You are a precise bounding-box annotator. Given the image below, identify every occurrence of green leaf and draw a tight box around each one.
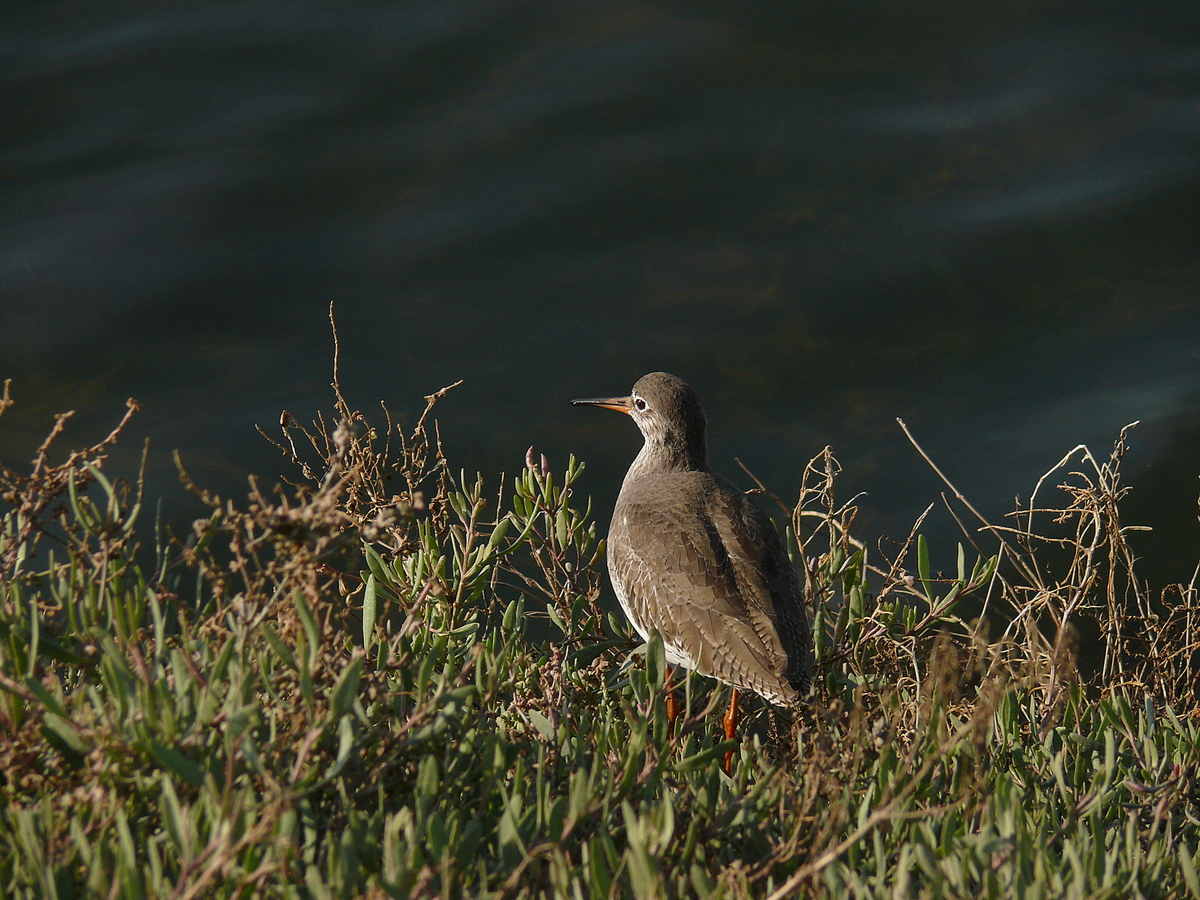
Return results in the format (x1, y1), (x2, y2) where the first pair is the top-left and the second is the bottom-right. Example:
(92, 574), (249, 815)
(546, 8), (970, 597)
(567, 640), (623, 669)
(498, 791), (528, 865)
(294, 593), (321, 667)
(485, 517), (511, 554)
(262, 625), (298, 671)
(970, 554), (999, 589)
(326, 714), (355, 780)
(159, 779), (189, 853)
(43, 712), (89, 756)
(622, 801), (658, 898)
(556, 508), (570, 550)
(362, 574), (378, 651)
(24, 676), (68, 718)
(645, 631), (665, 689)
(526, 709), (556, 741)
(147, 740), (206, 787)
(1180, 845), (1200, 900)
(27, 594), (39, 678)
(690, 864), (716, 897)
(546, 602), (568, 636)
(364, 545), (388, 585)
(30, 632), (90, 666)
(115, 809), (138, 883)
(917, 534), (932, 598)
(327, 657), (364, 723)
(674, 740), (738, 773)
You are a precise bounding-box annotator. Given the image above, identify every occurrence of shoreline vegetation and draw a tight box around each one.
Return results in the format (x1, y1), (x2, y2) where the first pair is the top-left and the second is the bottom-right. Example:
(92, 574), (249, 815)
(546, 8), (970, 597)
(1, 365), (1198, 899)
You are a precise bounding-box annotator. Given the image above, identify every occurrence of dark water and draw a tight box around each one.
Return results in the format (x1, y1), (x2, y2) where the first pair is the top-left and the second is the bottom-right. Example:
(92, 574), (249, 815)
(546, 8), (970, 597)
(3, 1), (1200, 585)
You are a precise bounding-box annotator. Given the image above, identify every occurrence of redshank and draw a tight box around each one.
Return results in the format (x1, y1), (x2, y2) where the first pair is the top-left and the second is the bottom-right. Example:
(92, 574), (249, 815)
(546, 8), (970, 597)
(573, 373), (812, 758)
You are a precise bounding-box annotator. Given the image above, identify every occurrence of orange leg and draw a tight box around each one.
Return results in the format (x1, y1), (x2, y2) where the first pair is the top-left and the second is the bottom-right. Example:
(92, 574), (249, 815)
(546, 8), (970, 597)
(722, 688), (741, 773)
(665, 669), (680, 729)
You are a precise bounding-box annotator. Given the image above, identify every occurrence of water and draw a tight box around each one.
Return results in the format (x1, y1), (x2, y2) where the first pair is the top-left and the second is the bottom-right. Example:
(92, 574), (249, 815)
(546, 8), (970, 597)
(3, 0), (1200, 586)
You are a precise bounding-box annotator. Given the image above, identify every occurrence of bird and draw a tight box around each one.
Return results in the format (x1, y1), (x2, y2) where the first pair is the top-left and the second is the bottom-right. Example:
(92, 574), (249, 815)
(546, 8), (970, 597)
(572, 372), (812, 760)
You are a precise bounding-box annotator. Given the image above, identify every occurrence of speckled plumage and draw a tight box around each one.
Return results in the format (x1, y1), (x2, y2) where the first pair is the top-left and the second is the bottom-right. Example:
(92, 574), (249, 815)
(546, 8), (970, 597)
(573, 372), (812, 706)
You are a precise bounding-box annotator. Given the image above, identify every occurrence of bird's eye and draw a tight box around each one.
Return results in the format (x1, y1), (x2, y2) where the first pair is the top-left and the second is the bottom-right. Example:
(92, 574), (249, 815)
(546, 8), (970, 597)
(634, 397), (647, 411)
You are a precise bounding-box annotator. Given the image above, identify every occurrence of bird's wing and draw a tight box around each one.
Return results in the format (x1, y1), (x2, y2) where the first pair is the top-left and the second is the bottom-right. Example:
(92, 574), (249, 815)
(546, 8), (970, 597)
(610, 476), (807, 703)
(715, 489), (813, 695)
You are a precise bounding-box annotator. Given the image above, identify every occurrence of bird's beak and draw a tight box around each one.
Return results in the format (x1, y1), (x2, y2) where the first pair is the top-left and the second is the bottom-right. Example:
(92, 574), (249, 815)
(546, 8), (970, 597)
(571, 395), (633, 415)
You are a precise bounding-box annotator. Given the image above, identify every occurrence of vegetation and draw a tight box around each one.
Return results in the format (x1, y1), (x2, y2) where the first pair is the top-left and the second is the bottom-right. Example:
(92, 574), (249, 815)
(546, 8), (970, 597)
(1, 362), (1198, 899)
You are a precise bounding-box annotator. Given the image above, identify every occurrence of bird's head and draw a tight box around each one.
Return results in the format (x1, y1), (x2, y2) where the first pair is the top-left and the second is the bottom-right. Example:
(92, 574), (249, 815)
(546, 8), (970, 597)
(572, 371), (708, 471)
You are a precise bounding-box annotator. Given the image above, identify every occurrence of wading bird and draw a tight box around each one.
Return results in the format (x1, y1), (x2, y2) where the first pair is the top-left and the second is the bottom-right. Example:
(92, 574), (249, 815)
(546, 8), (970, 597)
(573, 372), (812, 768)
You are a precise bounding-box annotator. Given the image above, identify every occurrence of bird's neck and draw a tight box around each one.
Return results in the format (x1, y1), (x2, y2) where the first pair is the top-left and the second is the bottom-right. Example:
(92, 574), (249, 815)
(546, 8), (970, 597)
(626, 434), (708, 480)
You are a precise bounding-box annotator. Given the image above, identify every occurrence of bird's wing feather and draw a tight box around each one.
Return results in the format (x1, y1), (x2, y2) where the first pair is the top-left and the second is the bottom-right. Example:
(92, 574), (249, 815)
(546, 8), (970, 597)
(716, 490), (813, 694)
(610, 473), (808, 702)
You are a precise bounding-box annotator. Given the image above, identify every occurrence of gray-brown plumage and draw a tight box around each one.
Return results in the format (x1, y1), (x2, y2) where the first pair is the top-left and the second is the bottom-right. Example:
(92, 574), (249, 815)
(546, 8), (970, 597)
(573, 372), (812, 706)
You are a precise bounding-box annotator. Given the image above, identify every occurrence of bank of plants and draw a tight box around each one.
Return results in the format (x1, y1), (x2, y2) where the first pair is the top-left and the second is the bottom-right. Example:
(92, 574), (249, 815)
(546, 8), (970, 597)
(1, 368), (1198, 899)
